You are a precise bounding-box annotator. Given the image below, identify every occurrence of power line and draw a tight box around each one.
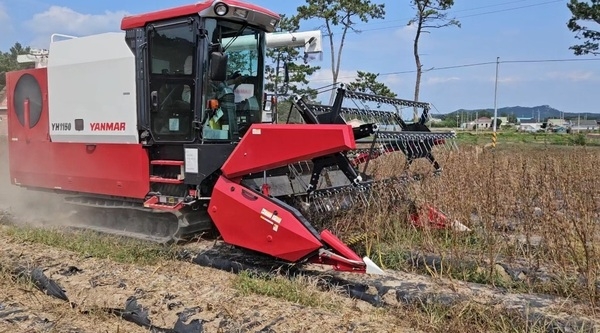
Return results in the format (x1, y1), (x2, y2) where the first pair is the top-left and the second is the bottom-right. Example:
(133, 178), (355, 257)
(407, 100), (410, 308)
(502, 58), (600, 63)
(322, 0), (563, 36)
(457, 0), (563, 19)
(309, 57), (600, 82)
(348, 0), (537, 30)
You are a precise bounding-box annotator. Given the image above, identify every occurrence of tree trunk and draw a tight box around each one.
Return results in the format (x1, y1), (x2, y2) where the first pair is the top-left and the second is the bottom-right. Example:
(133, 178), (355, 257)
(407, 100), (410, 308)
(325, 19), (338, 104)
(330, 14), (351, 104)
(413, 15), (424, 122)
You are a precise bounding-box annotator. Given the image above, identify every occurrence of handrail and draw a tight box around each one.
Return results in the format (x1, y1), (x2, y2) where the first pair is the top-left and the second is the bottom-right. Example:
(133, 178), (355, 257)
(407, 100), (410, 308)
(50, 33), (79, 43)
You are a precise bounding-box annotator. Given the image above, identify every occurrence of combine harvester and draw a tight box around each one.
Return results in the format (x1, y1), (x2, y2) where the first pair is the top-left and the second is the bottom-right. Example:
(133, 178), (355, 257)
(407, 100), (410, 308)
(5, 0), (459, 275)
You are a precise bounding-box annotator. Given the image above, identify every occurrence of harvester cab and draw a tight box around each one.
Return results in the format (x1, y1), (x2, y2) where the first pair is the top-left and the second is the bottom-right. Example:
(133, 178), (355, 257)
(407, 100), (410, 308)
(6, 0), (392, 275)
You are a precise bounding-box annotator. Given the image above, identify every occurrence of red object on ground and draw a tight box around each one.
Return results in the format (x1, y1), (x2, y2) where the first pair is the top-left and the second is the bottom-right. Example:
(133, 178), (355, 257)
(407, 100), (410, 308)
(410, 205), (451, 229)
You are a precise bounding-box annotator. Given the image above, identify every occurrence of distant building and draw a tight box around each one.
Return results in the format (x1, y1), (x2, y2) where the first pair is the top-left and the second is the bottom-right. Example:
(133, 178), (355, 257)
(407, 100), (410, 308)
(517, 118), (544, 132)
(518, 123), (543, 132)
(547, 118), (569, 128)
(517, 117), (532, 124)
(0, 87), (7, 136)
(570, 119), (599, 132)
(462, 117), (492, 130)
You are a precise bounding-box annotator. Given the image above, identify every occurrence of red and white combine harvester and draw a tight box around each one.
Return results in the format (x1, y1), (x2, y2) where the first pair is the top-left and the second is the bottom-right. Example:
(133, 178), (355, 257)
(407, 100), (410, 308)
(5, 0), (458, 275)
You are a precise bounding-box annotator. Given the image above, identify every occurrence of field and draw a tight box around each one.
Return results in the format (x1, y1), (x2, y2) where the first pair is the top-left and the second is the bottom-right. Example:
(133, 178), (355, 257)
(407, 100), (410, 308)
(1, 133), (600, 333)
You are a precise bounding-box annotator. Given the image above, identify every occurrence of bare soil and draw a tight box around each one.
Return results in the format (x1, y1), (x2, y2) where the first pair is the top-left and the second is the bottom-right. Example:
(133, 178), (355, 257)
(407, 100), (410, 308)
(0, 227), (423, 333)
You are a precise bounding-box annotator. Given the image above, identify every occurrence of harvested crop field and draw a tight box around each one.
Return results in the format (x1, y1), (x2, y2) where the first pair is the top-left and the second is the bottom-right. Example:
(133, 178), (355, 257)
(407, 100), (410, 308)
(1, 136), (600, 333)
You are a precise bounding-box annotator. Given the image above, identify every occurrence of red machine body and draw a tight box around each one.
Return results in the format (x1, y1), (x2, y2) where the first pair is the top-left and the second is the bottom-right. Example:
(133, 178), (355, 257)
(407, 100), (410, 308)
(120, 0), (279, 30)
(6, 68), (150, 199)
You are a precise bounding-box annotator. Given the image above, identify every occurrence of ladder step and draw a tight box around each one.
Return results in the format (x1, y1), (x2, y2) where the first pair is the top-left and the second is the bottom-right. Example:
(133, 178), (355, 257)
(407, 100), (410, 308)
(150, 176), (184, 184)
(151, 160), (184, 166)
(143, 196), (183, 211)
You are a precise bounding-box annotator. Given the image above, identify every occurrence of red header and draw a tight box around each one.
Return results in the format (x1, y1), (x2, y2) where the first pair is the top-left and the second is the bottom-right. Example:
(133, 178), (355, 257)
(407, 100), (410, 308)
(121, 0), (280, 30)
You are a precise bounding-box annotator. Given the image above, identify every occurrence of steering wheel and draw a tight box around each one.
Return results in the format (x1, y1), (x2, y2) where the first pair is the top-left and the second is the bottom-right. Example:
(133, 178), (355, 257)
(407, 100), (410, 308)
(228, 71), (253, 90)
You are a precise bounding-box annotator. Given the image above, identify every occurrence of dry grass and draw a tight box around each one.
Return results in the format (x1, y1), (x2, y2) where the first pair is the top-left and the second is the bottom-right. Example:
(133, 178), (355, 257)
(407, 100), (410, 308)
(2, 224), (177, 266)
(390, 300), (593, 333)
(232, 271), (340, 309)
(331, 143), (600, 307)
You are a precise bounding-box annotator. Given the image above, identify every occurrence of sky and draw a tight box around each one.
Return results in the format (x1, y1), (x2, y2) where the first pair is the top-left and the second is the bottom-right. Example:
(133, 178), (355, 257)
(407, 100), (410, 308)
(0, 0), (598, 115)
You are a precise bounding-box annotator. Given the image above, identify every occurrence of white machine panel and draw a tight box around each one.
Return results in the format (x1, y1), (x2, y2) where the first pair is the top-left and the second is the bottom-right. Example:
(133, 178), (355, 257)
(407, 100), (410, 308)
(47, 32), (138, 144)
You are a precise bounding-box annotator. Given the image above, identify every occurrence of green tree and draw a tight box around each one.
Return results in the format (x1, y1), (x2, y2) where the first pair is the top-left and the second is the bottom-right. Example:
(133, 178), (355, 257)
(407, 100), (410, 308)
(0, 42), (33, 90)
(346, 70), (396, 98)
(567, 0), (600, 56)
(408, 0), (460, 121)
(296, 0), (386, 102)
(265, 14), (320, 100)
(490, 117), (502, 129)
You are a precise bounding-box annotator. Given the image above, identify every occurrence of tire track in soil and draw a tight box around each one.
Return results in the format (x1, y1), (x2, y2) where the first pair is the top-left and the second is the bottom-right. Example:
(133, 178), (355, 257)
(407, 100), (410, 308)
(185, 245), (600, 333)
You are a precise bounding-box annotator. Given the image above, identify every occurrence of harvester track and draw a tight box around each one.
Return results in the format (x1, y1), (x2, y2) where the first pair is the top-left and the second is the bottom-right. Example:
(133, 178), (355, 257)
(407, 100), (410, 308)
(62, 196), (215, 244)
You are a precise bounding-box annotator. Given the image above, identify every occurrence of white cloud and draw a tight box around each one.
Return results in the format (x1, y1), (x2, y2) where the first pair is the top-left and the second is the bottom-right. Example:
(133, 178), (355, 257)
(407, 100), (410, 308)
(476, 75), (525, 84)
(380, 73), (405, 86)
(394, 23), (417, 41)
(304, 68), (358, 103)
(309, 68), (358, 86)
(498, 76), (526, 84)
(546, 70), (595, 82)
(425, 76), (460, 85)
(0, 2), (12, 31)
(24, 6), (129, 48)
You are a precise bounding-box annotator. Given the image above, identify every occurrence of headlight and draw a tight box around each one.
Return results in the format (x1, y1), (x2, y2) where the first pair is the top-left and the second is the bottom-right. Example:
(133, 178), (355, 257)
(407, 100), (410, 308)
(214, 3), (228, 16)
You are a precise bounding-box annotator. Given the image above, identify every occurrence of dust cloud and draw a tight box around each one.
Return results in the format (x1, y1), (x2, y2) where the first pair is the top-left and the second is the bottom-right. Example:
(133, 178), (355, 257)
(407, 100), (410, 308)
(0, 137), (73, 226)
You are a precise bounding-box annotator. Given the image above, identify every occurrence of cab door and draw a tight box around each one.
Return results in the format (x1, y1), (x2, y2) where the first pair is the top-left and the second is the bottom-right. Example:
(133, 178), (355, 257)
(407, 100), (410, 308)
(147, 19), (199, 142)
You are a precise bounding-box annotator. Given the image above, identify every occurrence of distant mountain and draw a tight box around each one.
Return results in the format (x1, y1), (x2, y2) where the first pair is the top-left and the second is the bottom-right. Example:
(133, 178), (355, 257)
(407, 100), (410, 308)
(444, 105), (600, 121)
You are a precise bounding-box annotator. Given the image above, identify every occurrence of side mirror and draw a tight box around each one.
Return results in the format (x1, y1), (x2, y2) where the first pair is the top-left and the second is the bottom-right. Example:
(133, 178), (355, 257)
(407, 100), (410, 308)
(210, 52), (228, 82)
(262, 93), (271, 112)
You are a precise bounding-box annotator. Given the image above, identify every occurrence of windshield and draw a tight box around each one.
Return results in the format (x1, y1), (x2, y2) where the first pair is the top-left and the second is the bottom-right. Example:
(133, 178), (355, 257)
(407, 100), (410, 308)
(202, 18), (265, 141)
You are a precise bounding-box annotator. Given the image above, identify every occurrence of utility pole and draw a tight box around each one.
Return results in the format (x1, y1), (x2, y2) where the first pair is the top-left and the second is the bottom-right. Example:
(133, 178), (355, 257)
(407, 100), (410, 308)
(493, 56), (499, 133)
